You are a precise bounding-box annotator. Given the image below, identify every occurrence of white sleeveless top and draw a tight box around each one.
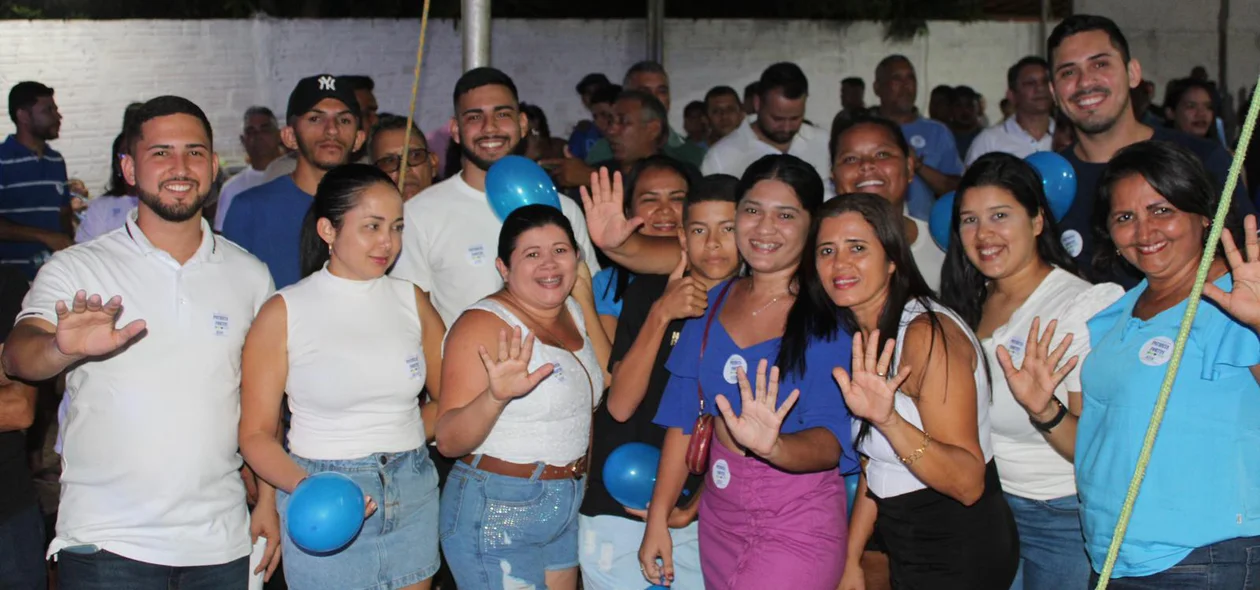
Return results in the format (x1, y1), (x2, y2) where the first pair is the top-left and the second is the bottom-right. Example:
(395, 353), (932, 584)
(280, 268), (425, 460)
(856, 298), (994, 499)
(460, 297), (604, 466)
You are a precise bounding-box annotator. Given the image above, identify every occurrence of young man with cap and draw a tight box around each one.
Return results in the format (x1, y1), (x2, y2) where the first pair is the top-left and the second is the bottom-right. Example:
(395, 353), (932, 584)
(3, 95), (279, 590)
(223, 74), (365, 289)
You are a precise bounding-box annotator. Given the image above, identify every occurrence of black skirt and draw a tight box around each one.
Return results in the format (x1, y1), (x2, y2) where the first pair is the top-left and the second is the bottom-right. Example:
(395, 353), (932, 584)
(872, 460), (1020, 590)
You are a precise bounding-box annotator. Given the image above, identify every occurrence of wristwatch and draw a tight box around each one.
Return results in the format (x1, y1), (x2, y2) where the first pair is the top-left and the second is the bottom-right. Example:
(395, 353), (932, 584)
(1029, 397), (1069, 433)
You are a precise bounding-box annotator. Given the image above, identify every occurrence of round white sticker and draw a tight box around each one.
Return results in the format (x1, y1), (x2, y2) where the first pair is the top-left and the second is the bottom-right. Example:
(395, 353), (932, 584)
(1139, 336), (1175, 366)
(711, 459), (731, 489)
(723, 354), (748, 384)
(1060, 230), (1083, 258)
(909, 135), (927, 150)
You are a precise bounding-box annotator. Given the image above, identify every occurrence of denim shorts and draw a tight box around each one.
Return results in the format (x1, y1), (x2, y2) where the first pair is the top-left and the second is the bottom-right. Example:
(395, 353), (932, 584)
(276, 447), (440, 590)
(440, 457), (585, 590)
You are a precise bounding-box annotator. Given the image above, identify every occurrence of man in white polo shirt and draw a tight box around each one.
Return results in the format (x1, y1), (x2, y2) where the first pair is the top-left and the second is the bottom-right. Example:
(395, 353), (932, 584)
(2, 96), (278, 589)
(965, 56), (1056, 166)
(701, 62), (833, 196)
(392, 67), (600, 327)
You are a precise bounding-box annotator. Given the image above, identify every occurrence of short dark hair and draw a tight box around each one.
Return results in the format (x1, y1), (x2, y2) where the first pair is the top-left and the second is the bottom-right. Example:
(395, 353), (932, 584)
(684, 101), (706, 118)
(370, 114), (426, 148)
(931, 85), (957, 101)
(124, 95), (214, 156)
(685, 174), (740, 220)
(519, 102), (551, 138)
(875, 55), (912, 80)
(590, 84), (622, 106)
(842, 77), (865, 89)
(8, 81), (54, 124)
(1007, 56), (1050, 90)
(624, 61), (667, 86)
(497, 204), (578, 266)
(744, 81), (760, 99)
(242, 106), (277, 125)
(576, 73), (611, 96)
(704, 86), (740, 107)
(452, 67), (519, 110)
(1163, 78), (1216, 115)
(758, 62), (809, 100)
(340, 75), (376, 92)
(829, 114), (910, 169)
(618, 89), (669, 144)
(1048, 14), (1131, 66)
(954, 85), (980, 104)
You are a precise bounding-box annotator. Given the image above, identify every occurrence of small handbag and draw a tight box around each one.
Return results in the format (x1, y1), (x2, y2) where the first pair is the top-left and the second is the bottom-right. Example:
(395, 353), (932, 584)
(684, 280), (735, 475)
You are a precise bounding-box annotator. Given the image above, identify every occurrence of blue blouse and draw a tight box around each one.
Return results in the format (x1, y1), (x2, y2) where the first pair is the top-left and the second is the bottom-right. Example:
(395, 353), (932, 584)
(653, 280), (860, 474)
(593, 266), (633, 318)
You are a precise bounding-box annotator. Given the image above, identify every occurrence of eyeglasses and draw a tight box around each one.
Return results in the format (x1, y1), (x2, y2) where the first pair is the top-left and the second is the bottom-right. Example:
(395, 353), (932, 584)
(375, 149), (429, 173)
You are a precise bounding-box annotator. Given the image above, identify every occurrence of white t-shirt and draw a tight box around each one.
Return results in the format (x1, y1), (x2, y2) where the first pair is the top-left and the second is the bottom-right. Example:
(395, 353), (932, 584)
(909, 217), (946, 293)
(391, 173), (601, 328)
(985, 268), (1123, 500)
(214, 167), (269, 231)
(964, 116), (1056, 167)
(20, 210), (274, 566)
(701, 119), (835, 199)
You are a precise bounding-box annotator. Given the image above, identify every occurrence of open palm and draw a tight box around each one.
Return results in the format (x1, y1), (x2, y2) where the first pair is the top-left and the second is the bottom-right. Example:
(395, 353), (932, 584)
(832, 330), (910, 428)
(54, 290), (147, 359)
(579, 167), (644, 251)
(1205, 215), (1260, 330)
(995, 317), (1077, 418)
(715, 359), (799, 458)
(478, 326), (555, 403)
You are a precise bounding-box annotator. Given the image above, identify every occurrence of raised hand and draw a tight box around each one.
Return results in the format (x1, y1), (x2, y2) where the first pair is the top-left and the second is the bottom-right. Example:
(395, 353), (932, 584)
(1205, 214), (1260, 330)
(714, 359), (800, 458)
(53, 290), (147, 360)
(477, 326), (555, 403)
(832, 330), (911, 429)
(579, 167), (645, 251)
(995, 317), (1078, 421)
(653, 255), (708, 322)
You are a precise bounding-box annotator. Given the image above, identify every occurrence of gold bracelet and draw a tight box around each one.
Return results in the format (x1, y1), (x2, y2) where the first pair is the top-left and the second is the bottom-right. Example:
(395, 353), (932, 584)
(898, 431), (932, 466)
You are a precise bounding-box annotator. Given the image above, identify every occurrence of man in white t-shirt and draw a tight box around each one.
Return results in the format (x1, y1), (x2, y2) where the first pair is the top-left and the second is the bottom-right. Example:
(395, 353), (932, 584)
(214, 106), (283, 231)
(702, 62), (833, 196)
(2, 96), (279, 589)
(964, 56), (1056, 166)
(392, 67), (600, 327)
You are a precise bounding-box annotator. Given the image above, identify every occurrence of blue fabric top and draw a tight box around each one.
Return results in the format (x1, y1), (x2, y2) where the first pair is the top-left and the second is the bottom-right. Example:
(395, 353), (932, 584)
(221, 175), (311, 289)
(0, 135), (68, 277)
(566, 123), (602, 162)
(654, 280), (859, 474)
(593, 266), (634, 318)
(1078, 274), (1260, 577)
(899, 118), (963, 221)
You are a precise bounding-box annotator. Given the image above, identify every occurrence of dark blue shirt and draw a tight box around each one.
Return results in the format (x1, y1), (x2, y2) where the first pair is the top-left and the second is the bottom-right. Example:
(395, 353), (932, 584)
(0, 135), (68, 277)
(221, 175), (311, 289)
(654, 281), (859, 474)
(567, 122), (602, 161)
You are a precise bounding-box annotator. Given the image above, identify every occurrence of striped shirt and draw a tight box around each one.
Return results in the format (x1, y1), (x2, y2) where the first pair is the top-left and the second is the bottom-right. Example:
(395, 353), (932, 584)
(0, 135), (68, 277)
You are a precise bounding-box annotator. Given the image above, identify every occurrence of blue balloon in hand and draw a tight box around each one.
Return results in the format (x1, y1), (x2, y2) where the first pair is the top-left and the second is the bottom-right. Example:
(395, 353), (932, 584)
(286, 472), (366, 554)
(1024, 151), (1077, 221)
(485, 155), (563, 221)
(604, 442), (661, 511)
(928, 191), (957, 250)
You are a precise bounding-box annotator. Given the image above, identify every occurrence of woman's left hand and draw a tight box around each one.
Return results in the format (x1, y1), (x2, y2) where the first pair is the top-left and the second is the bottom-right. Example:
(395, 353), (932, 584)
(1205, 214), (1260, 331)
(714, 359), (799, 458)
(833, 330), (912, 429)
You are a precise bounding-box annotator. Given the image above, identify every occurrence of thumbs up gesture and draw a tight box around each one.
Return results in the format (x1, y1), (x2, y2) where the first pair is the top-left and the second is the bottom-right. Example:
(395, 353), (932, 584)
(650, 254), (708, 322)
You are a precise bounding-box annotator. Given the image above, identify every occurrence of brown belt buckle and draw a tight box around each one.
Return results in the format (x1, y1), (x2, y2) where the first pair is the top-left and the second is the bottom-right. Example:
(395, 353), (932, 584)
(570, 456), (588, 479)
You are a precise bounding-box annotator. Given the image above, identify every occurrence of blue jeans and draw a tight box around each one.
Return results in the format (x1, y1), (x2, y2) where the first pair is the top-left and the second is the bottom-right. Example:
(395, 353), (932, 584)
(1005, 492), (1089, 590)
(1089, 536), (1260, 589)
(440, 457), (584, 590)
(0, 504), (46, 590)
(57, 547), (248, 590)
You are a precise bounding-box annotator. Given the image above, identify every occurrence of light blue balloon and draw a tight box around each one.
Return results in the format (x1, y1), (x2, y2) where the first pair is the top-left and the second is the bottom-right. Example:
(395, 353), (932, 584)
(845, 472), (861, 517)
(928, 191), (956, 250)
(485, 155), (563, 221)
(286, 472), (366, 554)
(604, 442), (660, 511)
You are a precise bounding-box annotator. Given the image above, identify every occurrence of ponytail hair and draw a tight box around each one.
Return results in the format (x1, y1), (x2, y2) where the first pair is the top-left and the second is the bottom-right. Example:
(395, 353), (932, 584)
(299, 163), (397, 277)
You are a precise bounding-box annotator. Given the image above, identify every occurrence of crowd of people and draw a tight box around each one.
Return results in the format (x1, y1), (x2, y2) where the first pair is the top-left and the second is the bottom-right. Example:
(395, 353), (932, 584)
(1, 11), (1259, 590)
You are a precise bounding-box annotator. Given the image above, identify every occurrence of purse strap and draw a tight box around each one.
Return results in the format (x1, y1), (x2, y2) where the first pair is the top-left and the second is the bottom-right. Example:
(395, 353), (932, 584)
(696, 280), (736, 414)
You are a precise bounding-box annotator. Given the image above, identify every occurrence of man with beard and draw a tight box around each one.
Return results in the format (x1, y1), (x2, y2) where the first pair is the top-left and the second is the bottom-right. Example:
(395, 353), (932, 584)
(702, 62), (833, 196)
(223, 74), (365, 289)
(965, 56), (1056, 165)
(874, 56), (963, 221)
(2, 95), (279, 590)
(391, 67), (600, 327)
(0, 81), (74, 278)
(1047, 15), (1251, 287)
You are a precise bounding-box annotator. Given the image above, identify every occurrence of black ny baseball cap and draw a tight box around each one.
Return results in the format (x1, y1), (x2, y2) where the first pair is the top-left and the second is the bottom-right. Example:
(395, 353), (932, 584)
(286, 74), (362, 121)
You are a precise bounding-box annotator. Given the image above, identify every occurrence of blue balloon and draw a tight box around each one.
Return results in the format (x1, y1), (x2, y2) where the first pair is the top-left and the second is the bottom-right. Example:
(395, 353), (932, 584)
(1024, 151), (1077, 221)
(844, 473), (861, 517)
(928, 190), (956, 250)
(647, 586), (670, 590)
(485, 155), (563, 221)
(286, 472), (366, 554)
(603, 442), (661, 510)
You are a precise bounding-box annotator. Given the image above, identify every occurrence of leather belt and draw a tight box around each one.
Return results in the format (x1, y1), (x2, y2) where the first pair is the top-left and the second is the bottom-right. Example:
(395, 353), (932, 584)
(460, 454), (587, 480)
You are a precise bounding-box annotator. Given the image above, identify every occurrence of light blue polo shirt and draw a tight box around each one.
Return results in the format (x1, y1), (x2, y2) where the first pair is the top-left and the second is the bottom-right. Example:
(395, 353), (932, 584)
(593, 266), (634, 318)
(1078, 274), (1260, 577)
(900, 118), (962, 221)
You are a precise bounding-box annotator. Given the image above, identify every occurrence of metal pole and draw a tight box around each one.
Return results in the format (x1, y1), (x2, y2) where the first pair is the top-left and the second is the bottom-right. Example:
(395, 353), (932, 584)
(461, 0), (490, 71)
(1039, 0), (1051, 57)
(646, 0), (665, 64)
(1218, 0), (1228, 92)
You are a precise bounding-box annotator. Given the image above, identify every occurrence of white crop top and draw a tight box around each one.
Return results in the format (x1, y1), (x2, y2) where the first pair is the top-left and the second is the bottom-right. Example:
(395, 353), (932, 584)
(281, 268), (426, 460)
(460, 297), (604, 466)
(856, 298), (994, 499)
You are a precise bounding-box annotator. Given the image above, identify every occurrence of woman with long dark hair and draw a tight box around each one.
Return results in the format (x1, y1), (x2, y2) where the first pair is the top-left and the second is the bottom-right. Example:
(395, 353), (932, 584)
(642, 154), (856, 590)
(801, 193), (1018, 589)
(1162, 78), (1220, 143)
(939, 153), (1122, 590)
(239, 164), (446, 590)
(75, 131), (139, 243)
